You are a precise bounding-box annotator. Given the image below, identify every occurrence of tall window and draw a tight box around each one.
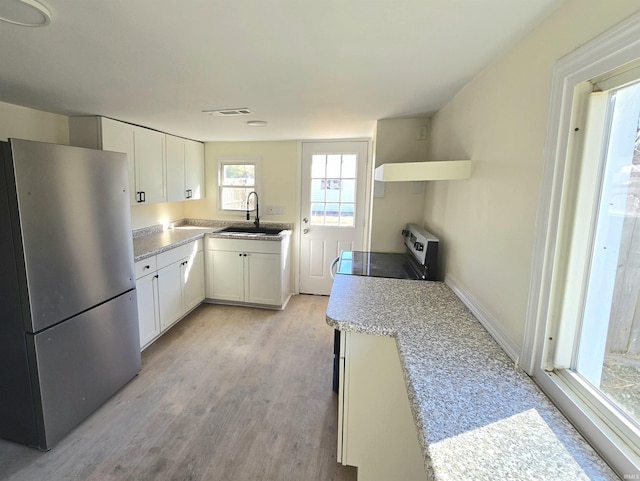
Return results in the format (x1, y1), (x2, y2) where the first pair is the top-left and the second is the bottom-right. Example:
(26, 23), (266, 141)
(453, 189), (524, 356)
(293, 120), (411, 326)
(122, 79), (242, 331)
(218, 160), (259, 212)
(526, 16), (640, 475)
(549, 77), (640, 448)
(310, 153), (356, 227)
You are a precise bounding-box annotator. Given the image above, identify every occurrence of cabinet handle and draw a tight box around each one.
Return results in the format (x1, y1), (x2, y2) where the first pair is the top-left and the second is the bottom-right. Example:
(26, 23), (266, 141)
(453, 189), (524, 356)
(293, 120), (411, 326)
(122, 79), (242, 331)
(137, 191), (146, 203)
(154, 274), (159, 279)
(143, 265), (150, 270)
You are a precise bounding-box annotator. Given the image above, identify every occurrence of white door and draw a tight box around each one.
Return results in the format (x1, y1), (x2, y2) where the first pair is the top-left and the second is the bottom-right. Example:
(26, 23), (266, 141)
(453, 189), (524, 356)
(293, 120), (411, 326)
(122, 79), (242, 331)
(299, 141), (369, 295)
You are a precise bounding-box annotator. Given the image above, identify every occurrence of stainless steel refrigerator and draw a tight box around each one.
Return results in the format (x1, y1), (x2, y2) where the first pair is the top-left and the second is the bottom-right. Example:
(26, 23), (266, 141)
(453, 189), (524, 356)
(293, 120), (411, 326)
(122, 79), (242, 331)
(0, 138), (141, 450)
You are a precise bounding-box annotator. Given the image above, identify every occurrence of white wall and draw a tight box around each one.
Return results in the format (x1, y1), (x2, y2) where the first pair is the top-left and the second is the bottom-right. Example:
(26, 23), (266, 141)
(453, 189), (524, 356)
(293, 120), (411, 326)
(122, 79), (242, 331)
(370, 117), (430, 252)
(423, 0), (640, 351)
(130, 202), (187, 230)
(185, 141), (298, 223)
(0, 101), (68, 144)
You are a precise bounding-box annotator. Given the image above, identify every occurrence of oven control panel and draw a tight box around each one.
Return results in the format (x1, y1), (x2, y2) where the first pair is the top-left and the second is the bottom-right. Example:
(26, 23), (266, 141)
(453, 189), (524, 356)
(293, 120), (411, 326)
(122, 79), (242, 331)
(402, 224), (439, 275)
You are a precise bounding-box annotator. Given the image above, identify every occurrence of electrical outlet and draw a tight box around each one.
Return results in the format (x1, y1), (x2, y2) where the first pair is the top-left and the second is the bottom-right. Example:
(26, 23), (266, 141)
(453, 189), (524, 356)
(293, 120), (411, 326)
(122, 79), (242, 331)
(265, 205), (275, 215)
(417, 125), (428, 141)
(276, 206), (285, 215)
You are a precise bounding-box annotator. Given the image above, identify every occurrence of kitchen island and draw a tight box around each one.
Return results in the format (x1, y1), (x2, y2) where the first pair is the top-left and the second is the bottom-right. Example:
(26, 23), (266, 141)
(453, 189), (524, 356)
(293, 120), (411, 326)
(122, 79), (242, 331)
(326, 275), (618, 480)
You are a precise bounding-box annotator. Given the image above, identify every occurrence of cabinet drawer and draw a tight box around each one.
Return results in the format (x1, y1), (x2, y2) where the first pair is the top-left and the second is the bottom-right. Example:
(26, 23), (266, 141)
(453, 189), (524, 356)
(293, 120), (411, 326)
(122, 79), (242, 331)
(206, 237), (280, 254)
(134, 256), (157, 279)
(157, 239), (203, 269)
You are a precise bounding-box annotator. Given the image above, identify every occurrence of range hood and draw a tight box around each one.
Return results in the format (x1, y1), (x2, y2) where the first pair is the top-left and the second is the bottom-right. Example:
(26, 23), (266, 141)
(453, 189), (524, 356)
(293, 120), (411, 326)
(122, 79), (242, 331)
(374, 160), (471, 182)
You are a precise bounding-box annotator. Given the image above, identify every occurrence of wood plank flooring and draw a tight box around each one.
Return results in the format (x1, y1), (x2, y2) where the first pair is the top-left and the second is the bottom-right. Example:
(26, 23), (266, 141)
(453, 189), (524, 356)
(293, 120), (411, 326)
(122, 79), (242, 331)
(0, 295), (356, 481)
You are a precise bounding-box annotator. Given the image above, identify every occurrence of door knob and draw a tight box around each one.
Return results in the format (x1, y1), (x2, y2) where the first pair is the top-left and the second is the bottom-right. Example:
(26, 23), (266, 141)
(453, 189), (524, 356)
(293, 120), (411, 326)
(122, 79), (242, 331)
(303, 218), (308, 223)
(303, 228), (309, 234)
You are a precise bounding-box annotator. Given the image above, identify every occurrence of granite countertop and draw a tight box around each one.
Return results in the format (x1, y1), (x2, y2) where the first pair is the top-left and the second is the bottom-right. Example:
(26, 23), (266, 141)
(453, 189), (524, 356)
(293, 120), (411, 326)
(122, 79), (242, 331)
(326, 275), (618, 480)
(132, 221), (292, 262)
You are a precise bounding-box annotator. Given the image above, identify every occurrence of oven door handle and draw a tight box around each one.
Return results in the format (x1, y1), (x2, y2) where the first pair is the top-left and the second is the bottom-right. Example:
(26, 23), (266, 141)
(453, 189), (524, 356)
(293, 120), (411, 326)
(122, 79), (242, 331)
(330, 256), (340, 279)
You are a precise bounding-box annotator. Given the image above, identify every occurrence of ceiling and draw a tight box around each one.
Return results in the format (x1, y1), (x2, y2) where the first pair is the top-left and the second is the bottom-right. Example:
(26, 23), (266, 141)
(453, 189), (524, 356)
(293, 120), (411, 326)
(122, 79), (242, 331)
(0, 0), (564, 142)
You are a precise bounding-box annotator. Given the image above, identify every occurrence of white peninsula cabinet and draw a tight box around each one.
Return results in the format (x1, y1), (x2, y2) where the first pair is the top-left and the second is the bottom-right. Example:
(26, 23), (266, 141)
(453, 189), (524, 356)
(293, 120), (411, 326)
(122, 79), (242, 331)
(205, 236), (291, 309)
(165, 134), (205, 201)
(134, 240), (205, 350)
(338, 331), (427, 481)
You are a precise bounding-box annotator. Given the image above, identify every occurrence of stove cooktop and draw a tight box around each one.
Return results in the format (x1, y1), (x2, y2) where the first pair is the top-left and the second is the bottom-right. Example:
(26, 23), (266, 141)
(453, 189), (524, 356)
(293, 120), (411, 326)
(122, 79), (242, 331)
(336, 251), (418, 279)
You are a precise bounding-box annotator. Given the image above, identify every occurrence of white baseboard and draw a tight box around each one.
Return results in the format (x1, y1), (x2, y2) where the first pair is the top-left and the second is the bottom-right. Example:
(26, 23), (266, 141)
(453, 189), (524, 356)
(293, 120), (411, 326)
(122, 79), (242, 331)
(445, 273), (521, 365)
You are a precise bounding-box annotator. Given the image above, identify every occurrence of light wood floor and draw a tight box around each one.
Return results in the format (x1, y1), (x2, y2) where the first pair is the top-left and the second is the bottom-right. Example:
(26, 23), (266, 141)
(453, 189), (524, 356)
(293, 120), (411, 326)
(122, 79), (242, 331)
(0, 295), (357, 481)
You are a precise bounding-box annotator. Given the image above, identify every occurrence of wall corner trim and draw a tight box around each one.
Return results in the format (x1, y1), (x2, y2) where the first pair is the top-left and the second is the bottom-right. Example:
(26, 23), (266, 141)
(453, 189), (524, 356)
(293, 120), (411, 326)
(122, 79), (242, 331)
(445, 273), (521, 364)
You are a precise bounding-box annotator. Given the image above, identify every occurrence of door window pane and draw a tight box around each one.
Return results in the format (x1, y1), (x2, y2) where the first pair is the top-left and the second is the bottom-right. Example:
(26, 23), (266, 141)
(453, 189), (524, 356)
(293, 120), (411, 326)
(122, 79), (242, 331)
(326, 155), (341, 177)
(311, 179), (326, 202)
(325, 203), (339, 225)
(342, 155), (356, 178)
(341, 179), (355, 203)
(311, 203), (325, 224)
(311, 155), (326, 178)
(340, 203), (355, 227)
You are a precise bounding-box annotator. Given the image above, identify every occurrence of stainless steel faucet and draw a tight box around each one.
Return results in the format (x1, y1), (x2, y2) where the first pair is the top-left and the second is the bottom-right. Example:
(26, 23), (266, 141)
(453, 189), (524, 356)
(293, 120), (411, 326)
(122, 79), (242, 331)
(246, 191), (260, 228)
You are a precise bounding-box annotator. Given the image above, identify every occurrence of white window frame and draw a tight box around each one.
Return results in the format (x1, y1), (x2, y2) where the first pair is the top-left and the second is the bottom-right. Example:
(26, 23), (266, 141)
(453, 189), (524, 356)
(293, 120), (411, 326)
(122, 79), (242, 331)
(217, 158), (262, 215)
(522, 12), (640, 477)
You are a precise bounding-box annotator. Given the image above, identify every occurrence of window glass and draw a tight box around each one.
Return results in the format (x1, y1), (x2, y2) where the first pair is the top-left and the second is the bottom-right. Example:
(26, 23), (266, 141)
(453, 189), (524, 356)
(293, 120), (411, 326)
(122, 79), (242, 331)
(219, 161), (257, 211)
(574, 80), (640, 425)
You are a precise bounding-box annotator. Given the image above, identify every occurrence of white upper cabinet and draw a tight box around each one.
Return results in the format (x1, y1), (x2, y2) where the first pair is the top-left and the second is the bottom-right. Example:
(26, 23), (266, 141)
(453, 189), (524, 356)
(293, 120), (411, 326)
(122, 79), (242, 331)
(184, 139), (205, 200)
(166, 134), (205, 202)
(99, 117), (137, 205)
(133, 126), (165, 204)
(70, 116), (202, 205)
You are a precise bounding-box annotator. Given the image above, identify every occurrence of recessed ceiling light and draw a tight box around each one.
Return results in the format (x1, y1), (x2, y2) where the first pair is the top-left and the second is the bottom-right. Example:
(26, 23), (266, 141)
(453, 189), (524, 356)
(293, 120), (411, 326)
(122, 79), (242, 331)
(0, 0), (51, 27)
(247, 120), (268, 127)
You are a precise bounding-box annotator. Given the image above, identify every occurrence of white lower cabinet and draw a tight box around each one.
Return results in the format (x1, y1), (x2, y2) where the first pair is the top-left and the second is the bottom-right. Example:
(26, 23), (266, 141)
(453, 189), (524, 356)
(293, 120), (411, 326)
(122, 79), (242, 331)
(157, 260), (184, 331)
(338, 331), (427, 481)
(134, 239), (204, 350)
(205, 236), (291, 308)
(135, 271), (160, 349)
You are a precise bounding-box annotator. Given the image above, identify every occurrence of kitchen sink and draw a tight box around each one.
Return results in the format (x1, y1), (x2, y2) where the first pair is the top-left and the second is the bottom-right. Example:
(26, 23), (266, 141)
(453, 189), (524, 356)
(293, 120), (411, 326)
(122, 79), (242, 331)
(216, 226), (282, 236)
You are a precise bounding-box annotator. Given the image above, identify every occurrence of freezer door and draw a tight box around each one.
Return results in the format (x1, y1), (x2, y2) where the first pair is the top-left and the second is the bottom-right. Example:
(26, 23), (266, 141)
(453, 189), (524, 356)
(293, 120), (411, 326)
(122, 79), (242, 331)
(28, 290), (141, 450)
(9, 139), (136, 333)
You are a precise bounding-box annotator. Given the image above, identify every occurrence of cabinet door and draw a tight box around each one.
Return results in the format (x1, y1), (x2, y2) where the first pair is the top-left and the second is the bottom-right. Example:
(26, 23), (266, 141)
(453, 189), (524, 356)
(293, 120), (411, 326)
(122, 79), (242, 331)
(207, 250), (244, 301)
(165, 134), (186, 202)
(157, 261), (183, 331)
(134, 127), (165, 204)
(343, 333), (427, 480)
(101, 118), (137, 205)
(182, 249), (205, 312)
(184, 139), (205, 200)
(136, 272), (160, 349)
(246, 252), (281, 306)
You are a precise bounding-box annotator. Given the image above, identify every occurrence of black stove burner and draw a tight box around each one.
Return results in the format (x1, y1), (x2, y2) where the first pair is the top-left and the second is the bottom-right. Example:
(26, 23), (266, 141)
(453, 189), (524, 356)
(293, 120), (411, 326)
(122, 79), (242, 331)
(336, 251), (422, 280)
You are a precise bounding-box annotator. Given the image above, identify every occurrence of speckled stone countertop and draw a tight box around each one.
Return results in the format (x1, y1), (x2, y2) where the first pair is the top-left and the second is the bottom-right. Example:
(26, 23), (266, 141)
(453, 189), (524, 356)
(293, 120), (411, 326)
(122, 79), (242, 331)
(132, 220), (293, 262)
(326, 275), (619, 480)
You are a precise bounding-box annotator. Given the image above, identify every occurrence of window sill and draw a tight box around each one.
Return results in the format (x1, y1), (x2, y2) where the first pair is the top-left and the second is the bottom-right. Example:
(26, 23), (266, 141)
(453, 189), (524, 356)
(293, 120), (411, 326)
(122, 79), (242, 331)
(535, 369), (640, 475)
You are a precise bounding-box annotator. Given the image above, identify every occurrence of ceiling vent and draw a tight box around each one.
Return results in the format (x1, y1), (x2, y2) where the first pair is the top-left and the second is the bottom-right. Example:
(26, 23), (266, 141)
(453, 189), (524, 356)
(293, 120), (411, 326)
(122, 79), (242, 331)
(203, 108), (252, 116)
